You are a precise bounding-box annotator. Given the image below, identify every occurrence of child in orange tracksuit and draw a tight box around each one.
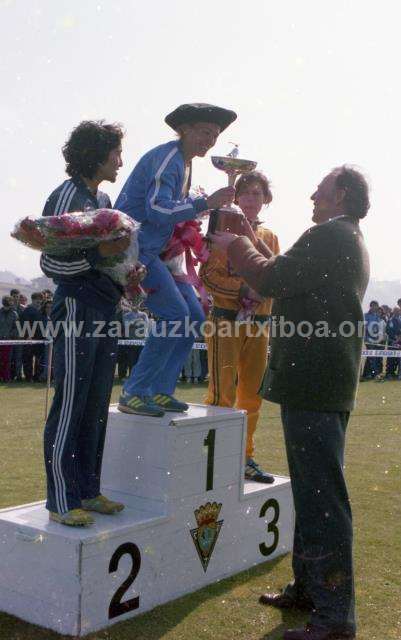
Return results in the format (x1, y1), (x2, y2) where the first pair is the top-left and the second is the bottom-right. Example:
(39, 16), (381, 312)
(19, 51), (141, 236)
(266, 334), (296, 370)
(200, 172), (279, 482)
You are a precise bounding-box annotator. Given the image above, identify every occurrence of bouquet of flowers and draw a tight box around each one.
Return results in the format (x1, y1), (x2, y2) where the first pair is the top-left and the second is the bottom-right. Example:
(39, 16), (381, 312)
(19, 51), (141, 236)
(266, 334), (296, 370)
(12, 209), (134, 253)
(11, 209), (146, 301)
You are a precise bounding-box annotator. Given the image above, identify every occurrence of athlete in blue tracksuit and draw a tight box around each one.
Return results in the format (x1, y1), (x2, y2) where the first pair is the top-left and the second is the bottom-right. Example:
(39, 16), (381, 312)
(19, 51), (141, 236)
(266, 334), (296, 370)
(115, 103), (237, 417)
(41, 120), (131, 526)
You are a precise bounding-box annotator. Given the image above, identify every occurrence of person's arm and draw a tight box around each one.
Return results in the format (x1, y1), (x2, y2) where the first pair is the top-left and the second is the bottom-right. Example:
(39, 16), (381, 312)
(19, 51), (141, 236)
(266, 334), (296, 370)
(41, 189), (99, 277)
(40, 189), (129, 279)
(145, 152), (209, 225)
(378, 320), (387, 344)
(226, 225), (341, 299)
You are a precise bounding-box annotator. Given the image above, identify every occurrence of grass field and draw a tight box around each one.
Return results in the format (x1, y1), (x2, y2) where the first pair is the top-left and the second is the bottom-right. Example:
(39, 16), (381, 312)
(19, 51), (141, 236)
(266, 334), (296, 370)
(0, 380), (400, 640)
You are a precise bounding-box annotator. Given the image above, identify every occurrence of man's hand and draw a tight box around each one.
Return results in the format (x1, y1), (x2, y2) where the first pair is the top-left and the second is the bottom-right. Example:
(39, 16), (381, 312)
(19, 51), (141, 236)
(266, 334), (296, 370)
(206, 186), (235, 211)
(207, 230), (238, 253)
(98, 235), (131, 257)
(239, 283), (263, 302)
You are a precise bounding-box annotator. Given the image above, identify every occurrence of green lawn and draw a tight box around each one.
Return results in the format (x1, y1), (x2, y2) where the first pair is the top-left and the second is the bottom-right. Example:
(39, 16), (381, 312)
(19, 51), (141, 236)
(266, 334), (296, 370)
(0, 380), (400, 640)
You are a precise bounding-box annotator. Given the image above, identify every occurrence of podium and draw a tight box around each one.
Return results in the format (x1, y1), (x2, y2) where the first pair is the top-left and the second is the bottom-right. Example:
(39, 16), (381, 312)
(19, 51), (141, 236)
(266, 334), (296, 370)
(0, 404), (294, 636)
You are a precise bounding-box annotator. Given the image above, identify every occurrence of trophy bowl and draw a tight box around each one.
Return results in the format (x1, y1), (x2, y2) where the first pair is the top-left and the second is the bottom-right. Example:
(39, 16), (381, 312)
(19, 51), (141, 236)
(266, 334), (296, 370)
(208, 149), (258, 238)
(211, 156), (257, 176)
(208, 209), (249, 236)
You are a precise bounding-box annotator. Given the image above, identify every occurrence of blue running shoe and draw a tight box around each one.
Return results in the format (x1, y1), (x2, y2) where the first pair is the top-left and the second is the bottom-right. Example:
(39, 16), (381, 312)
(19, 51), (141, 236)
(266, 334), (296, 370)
(151, 394), (189, 412)
(118, 391), (165, 417)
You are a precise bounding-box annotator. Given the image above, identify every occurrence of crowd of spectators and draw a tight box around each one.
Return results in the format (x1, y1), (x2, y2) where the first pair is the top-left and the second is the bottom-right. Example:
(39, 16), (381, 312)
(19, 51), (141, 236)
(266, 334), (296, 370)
(4, 290), (400, 386)
(0, 288), (53, 382)
(0, 287), (210, 385)
(361, 299), (401, 380)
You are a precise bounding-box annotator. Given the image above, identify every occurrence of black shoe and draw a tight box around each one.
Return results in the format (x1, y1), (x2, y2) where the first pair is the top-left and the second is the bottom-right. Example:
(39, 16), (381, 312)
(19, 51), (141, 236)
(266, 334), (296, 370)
(259, 591), (314, 612)
(245, 458), (275, 483)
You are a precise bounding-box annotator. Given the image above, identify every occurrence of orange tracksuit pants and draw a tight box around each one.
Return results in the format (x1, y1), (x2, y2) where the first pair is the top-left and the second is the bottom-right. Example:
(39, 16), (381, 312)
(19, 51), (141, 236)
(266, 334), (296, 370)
(205, 319), (268, 459)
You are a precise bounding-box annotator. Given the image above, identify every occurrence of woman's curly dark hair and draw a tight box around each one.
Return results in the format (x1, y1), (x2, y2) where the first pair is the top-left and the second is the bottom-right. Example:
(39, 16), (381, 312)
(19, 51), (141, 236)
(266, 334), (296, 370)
(62, 120), (124, 179)
(334, 165), (370, 219)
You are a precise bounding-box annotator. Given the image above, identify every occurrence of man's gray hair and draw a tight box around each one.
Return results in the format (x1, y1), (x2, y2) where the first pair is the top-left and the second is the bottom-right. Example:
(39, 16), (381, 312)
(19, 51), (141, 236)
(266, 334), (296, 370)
(333, 165), (370, 219)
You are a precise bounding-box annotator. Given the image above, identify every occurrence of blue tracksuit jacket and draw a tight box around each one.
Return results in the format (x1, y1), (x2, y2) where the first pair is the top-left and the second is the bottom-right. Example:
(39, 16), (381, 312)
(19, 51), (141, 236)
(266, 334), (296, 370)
(114, 140), (208, 264)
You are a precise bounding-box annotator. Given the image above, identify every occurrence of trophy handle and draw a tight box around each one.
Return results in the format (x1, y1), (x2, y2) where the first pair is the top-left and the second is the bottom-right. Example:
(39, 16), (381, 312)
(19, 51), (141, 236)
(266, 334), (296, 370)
(207, 210), (219, 235)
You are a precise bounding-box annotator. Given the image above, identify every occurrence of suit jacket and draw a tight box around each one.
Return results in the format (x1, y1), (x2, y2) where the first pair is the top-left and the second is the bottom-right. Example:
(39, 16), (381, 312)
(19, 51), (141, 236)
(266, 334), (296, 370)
(227, 215), (370, 412)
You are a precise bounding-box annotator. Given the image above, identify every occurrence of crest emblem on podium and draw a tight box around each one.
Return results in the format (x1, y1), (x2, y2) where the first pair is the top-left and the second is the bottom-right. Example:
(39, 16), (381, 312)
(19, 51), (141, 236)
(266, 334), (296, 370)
(190, 502), (224, 572)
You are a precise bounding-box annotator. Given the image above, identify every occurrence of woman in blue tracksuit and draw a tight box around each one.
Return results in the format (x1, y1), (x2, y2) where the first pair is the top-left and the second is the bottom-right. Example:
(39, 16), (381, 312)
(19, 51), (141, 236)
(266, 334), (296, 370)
(115, 103), (237, 416)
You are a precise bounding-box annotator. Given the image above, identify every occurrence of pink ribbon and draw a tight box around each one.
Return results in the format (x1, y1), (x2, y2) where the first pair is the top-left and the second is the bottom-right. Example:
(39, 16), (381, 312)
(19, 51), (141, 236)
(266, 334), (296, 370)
(161, 221), (211, 312)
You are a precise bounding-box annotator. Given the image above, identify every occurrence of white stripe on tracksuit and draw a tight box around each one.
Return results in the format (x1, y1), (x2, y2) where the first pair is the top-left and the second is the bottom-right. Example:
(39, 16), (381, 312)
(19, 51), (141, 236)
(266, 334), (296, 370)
(55, 182), (76, 216)
(149, 147), (193, 215)
(42, 182), (91, 278)
(41, 254), (91, 276)
(52, 297), (76, 514)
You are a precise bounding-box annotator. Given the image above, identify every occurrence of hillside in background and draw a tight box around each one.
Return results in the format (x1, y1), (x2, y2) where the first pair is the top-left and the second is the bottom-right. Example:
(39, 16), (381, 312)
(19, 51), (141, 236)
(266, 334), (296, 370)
(0, 272), (54, 301)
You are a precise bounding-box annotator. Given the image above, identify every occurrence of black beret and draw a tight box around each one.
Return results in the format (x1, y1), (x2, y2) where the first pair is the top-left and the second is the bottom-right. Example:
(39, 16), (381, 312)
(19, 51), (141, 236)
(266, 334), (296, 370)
(165, 103), (237, 132)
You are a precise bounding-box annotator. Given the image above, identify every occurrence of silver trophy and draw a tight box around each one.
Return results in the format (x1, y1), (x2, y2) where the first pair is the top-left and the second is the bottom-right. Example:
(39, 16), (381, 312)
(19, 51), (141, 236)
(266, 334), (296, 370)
(209, 145), (257, 234)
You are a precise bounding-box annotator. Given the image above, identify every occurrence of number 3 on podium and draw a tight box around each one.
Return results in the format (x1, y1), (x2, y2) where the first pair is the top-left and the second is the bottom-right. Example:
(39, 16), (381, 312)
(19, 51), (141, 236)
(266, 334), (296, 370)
(259, 498), (280, 556)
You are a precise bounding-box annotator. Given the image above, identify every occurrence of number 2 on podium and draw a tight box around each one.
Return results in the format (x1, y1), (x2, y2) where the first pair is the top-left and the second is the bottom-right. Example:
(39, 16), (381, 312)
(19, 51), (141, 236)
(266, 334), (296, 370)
(204, 429), (216, 491)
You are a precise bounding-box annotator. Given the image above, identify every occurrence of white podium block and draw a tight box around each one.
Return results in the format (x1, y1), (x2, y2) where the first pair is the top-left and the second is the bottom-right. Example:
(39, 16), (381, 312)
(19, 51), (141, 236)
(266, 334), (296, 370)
(0, 404), (294, 636)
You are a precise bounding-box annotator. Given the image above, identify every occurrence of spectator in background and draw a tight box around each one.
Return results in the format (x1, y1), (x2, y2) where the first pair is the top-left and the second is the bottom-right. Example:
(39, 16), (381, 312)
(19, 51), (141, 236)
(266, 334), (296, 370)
(42, 289), (53, 302)
(10, 289), (21, 307)
(381, 304), (391, 321)
(9, 289), (24, 381)
(199, 336), (208, 383)
(0, 296), (18, 382)
(117, 302), (149, 379)
(183, 342), (202, 383)
(361, 300), (382, 379)
(21, 292), (44, 382)
(385, 307), (401, 379)
(38, 299), (53, 382)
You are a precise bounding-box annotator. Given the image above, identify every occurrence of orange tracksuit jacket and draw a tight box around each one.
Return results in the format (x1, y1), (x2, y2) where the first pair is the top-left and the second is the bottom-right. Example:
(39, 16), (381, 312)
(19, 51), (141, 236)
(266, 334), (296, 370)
(200, 225), (279, 459)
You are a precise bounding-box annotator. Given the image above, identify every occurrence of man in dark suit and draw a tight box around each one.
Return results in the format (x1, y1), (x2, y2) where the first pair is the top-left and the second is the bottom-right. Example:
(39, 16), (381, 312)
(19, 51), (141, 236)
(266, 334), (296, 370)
(209, 166), (370, 640)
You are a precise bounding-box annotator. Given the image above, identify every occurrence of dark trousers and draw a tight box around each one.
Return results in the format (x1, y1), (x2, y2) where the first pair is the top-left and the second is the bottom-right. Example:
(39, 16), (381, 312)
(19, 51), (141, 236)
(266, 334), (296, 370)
(281, 406), (355, 634)
(44, 295), (117, 514)
(199, 347), (208, 381)
(22, 343), (42, 381)
(0, 345), (12, 381)
(385, 345), (401, 377)
(117, 345), (142, 379)
(362, 343), (384, 378)
(10, 345), (23, 379)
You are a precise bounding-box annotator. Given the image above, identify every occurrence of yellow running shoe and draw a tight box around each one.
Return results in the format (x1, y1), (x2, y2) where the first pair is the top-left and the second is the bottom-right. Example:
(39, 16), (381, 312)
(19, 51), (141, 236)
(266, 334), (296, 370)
(49, 508), (94, 527)
(81, 494), (125, 515)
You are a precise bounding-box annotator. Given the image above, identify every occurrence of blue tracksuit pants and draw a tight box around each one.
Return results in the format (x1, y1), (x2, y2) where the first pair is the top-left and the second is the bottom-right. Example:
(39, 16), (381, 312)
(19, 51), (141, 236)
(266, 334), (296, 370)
(123, 257), (205, 397)
(44, 295), (117, 514)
